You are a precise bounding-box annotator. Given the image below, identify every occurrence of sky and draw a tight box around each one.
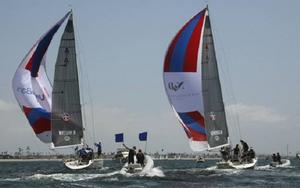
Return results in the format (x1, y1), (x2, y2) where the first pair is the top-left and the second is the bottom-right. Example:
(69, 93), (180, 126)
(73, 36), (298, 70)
(0, 0), (300, 155)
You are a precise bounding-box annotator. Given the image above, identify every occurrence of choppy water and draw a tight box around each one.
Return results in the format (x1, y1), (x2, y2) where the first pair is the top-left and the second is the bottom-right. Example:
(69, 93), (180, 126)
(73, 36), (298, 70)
(1, 158), (300, 187)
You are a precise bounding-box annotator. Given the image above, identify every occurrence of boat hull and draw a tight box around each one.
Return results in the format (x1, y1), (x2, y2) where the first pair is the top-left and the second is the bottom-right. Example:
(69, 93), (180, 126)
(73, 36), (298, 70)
(216, 158), (257, 169)
(121, 155), (153, 174)
(64, 159), (93, 170)
(270, 159), (290, 167)
(64, 158), (103, 170)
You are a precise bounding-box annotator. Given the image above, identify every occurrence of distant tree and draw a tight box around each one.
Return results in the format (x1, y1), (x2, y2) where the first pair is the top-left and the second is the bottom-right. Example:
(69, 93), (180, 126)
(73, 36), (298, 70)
(18, 147), (23, 156)
(26, 146), (31, 156)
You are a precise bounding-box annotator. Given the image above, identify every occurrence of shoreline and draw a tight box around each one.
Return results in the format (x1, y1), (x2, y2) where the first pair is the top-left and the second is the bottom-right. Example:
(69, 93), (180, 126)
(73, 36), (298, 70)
(0, 158), (62, 162)
(0, 157), (220, 162)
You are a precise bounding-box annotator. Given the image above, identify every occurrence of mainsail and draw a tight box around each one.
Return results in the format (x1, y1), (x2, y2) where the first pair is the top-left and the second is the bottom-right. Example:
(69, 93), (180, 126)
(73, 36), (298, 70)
(163, 8), (229, 151)
(51, 13), (84, 148)
(12, 12), (71, 143)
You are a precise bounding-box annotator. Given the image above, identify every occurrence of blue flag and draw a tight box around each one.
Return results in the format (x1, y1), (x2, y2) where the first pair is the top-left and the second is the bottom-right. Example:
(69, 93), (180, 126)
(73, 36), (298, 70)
(115, 133), (124, 142)
(139, 132), (147, 141)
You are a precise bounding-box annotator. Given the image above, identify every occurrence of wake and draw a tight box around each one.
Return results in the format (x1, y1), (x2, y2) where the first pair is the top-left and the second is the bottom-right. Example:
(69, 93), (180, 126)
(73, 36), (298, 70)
(25, 171), (120, 182)
(120, 155), (165, 177)
(6, 156), (164, 182)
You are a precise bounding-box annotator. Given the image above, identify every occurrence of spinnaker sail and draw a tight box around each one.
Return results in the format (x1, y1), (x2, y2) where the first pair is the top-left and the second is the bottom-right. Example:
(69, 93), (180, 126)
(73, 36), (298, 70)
(12, 12), (71, 143)
(163, 8), (229, 151)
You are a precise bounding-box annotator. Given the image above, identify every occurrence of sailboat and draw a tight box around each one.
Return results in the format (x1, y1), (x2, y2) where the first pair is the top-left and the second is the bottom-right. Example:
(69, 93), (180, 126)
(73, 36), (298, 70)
(163, 7), (257, 169)
(12, 11), (101, 170)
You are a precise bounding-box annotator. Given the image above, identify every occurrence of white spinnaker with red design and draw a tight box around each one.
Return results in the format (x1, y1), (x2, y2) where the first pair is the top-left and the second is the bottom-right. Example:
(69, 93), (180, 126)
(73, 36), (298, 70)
(12, 12), (70, 143)
(163, 8), (229, 151)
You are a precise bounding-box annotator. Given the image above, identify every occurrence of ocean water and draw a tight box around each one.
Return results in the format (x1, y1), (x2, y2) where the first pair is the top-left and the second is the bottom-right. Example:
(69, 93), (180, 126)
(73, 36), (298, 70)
(1, 158), (300, 188)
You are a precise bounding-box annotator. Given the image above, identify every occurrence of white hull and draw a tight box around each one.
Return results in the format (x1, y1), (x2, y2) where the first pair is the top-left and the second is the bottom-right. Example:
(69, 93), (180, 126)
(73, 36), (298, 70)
(64, 158), (103, 170)
(217, 158), (257, 169)
(64, 159), (94, 170)
(123, 163), (143, 173)
(270, 159), (290, 168)
(121, 155), (154, 174)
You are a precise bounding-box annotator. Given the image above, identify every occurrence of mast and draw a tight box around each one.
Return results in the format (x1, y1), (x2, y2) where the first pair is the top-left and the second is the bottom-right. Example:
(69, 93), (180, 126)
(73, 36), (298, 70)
(51, 12), (84, 148)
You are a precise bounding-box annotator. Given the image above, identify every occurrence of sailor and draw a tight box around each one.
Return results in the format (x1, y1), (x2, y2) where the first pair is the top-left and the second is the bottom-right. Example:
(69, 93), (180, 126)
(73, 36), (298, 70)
(276, 152), (282, 164)
(240, 140), (249, 153)
(233, 144), (240, 161)
(78, 148), (86, 157)
(78, 148), (88, 163)
(94, 142), (102, 157)
(220, 146), (230, 161)
(240, 140), (249, 161)
(248, 147), (255, 162)
(272, 153), (277, 162)
(136, 149), (145, 167)
(85, 146), (94, 161)
(123, 144), (136, 164)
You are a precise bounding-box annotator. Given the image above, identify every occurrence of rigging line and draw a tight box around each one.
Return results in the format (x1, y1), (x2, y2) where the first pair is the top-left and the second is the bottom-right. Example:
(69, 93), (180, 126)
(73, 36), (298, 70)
(209, 9), (242, 141)
(73, 12), (96, 149)
(72, 12), (88, 146)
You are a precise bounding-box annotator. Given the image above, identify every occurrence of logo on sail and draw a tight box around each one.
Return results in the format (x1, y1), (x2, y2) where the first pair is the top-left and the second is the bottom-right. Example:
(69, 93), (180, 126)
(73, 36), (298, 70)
(62, 112), (71, 122)
(210, 130), (223, 136)
(17, 87), (45, 101)
(168, 81), (184, 91)
(59, 130), (76, 135)
(209, 111), (216, 121)
(64, 136), (71, 141)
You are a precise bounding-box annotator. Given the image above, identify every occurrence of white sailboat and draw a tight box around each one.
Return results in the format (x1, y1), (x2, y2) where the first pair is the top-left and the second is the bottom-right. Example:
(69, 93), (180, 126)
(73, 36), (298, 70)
(163, 6), (257, 169)
(12, 11), (102, 170)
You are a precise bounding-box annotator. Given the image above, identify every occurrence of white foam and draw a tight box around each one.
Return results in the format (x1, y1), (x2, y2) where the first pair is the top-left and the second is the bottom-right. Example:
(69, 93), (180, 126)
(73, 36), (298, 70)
(26, 171), (120, 182)
(205, 165), (217, 170)
(255, 165), (272, 170)
(2, 177), (21, 181)
(102, 177), (119, 182)
(142, 166), (165, 177)
(120, 155), (165, 177)
(204, 165), (243, 176)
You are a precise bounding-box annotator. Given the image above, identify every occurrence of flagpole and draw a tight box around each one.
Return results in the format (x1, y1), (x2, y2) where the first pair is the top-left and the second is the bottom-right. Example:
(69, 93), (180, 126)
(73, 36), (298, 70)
(145, 140), (147, 153)
(139, 132), (148, 153)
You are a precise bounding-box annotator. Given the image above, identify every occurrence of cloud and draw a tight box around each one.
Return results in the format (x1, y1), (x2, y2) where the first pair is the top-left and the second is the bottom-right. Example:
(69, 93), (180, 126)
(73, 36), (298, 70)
(226, 103), (286, 123)
(0, 99), (15, 111)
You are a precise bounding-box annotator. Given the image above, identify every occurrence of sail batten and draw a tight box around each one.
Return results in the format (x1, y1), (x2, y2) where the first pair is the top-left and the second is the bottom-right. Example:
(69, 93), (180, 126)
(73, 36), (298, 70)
(163, 8), (229, 151)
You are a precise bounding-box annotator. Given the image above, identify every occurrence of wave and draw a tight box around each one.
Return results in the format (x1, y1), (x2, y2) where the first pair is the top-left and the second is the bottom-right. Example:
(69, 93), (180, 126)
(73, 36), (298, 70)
(255, 164), (273, 170)
(23, 171), (120, 182)
(0, 177), (21, 182)
(5, 156), (164, 182)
